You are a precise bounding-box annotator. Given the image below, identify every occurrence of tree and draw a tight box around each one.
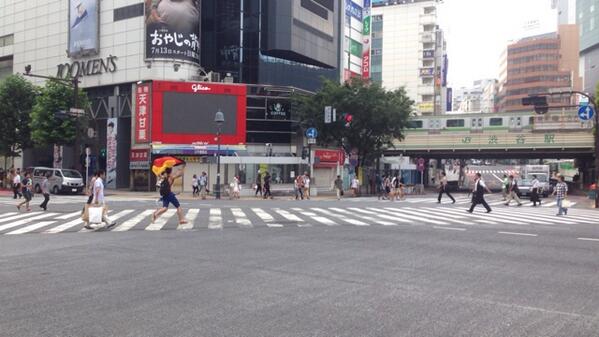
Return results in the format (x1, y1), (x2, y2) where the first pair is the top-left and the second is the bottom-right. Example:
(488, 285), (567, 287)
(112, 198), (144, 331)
(0, 74), (38, 161)
(30, 80), (89, 147)
(293, 78), (414, 167)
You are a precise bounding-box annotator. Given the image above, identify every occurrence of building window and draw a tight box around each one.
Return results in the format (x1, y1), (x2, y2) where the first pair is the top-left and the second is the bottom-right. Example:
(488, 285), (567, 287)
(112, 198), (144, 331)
(489, 118), (503, 126)
(114, 3), (144, 22)
(408, 120), (423, 129)
(0, 56), (13, 80)
(0, 34), (14, 47)
(447, 119), (465, 128)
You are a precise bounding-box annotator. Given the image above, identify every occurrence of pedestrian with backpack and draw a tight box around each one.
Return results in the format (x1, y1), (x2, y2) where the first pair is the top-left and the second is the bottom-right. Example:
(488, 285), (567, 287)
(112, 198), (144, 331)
(152, 166), (188, 225)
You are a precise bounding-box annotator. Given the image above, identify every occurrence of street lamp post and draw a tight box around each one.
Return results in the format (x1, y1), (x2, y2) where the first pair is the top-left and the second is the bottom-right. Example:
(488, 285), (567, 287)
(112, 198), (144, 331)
(214, 110), (225, 200)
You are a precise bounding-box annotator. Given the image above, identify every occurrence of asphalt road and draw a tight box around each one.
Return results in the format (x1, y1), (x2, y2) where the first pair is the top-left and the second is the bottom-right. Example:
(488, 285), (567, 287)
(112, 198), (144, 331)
(1, 194), (599, 337)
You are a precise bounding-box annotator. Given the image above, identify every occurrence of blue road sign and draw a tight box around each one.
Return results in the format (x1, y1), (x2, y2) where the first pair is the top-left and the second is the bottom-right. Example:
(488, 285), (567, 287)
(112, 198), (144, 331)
(306, 127), (318, 139)
(578, 105), (595, 121)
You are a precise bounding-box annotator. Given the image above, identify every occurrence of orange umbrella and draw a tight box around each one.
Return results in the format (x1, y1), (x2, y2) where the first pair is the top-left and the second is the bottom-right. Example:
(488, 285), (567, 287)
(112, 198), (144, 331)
(152, 156), (185, 176)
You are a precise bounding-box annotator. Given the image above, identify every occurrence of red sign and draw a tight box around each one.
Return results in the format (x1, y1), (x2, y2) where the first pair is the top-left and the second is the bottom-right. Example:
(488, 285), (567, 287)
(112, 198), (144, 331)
(150, 81), (247, 145)
(315, 149), (344, 165)
(129, 149), (150, 170)
(135, 83), (151, 143)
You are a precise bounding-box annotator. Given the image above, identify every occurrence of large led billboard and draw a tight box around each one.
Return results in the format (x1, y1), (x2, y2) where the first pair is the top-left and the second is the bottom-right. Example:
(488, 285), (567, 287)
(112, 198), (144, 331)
(151, 81), (246, 145)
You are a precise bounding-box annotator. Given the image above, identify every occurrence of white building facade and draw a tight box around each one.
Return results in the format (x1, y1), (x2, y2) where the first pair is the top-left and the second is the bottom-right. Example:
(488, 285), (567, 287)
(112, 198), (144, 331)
(370, 0), (448, 115)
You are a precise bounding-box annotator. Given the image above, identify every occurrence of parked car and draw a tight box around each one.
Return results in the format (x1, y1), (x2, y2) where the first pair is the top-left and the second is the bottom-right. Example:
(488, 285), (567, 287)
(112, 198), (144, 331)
(32, 167), (84, 195)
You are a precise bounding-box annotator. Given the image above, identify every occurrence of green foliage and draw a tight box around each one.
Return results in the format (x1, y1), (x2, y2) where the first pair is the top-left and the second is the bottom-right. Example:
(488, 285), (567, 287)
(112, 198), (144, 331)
(30, 80), (89, 146)
(0, 74), (38, 157)
(293, 78), (414, 166)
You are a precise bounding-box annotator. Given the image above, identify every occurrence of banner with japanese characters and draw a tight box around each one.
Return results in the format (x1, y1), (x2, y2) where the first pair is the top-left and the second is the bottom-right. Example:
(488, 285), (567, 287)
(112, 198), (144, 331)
(135, 83), (152, 143)
(145, 0), (201, 64)
(106, 118), (118, 189)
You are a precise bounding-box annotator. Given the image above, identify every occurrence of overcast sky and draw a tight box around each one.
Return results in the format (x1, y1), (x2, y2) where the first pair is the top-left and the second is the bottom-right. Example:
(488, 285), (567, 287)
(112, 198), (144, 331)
(437, 0), (558, 89)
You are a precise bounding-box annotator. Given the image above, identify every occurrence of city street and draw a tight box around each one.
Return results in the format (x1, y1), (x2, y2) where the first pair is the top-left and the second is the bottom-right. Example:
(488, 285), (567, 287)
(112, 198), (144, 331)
(1, 193), (599, 337)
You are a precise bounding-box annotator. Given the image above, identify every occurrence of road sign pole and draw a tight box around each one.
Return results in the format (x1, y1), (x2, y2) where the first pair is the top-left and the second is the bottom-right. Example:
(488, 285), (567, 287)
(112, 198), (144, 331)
(594, 98), (599, 208)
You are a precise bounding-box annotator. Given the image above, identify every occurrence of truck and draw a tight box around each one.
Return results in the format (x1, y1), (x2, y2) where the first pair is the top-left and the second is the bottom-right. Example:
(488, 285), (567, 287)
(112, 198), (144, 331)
(517, 165), (551, 198)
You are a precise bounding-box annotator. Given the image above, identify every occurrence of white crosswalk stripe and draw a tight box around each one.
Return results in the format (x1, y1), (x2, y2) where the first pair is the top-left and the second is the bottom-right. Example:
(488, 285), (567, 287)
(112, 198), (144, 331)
(178, 209), (199, 230)
(231, 208), (252, 227)
(251, 208), (283, 228)
(1, 204), (598, 236)
(146, 209), (176, 231)
(312, 208), (369, 226)
(112, 210), (153, 232)
(292, 208), (338, 226)
(208, 208), (223, 229)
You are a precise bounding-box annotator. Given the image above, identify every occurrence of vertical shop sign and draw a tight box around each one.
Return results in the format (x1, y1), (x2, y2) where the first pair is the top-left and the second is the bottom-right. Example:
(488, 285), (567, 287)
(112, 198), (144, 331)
(106, 118), (118, 188)
(136, 83), (151, 143)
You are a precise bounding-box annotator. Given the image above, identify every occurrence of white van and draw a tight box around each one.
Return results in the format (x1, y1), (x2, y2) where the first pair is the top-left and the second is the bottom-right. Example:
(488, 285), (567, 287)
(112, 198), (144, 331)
(31, 167), (84, 195)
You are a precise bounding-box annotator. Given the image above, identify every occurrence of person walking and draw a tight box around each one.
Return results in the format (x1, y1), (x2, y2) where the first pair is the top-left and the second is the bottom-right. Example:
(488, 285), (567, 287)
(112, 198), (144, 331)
(254, 171), (262, 198)
(376, 174), (384, 200)
(303, 172), (311, 200)
(294, 174), (304, 200)
(391, 174), (400, 201)
(504, 175), (523, 206)
(552, 175), (568, 216)
(84, 170), (116, 229)
(437, 171), (456, 204)
(16, 172), (33, 212)
(12, 169), (22, 199)
(351, 175), (360, 197)
(467, 173), (492, 213)
(191, 174), (199, 197)
(263, 172), (272, 199)
(229, 176), (241, 199)
(152, 167), (188, 225)
(501, 174), (509, 201)
(334, 175), (344, 200)
(383, 175), (391, 200)
(530, 174), (541, 207)
(39, 172), (51, 211)
(199, 171), (208, 200)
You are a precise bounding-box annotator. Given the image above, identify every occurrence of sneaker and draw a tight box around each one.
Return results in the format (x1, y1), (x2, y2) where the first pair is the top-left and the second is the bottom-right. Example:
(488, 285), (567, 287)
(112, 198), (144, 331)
(466, 210), (473, 213)
(452, 200), (456, 204)
(486, 210), (492, 213)
(84, 224), (93, 229)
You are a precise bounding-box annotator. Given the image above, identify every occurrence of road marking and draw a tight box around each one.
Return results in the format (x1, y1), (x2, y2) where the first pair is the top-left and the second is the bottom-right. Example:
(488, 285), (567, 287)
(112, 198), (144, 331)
(44, 218), (84, 234)
(112, 210), (153, 232)
(231, 208), (252, 227)
(145, 209), (176, 231)
(312, 208), (369, 226)
(0, 212), (44, 224)
(80, 210), (134, 232)
(498, 231), (538, 237)
(0, 212), (18, 219)
(577, 237), (599, 242)
(433, 226), (466, 231)
(55, 211), (83, 220)
(6, 221), (56, 235)
(423, 207), (498, 225)
(379, 207), (446, 225)
(329, 207), (396, 226)
(208, 208), (223, 229)
(0, 213), (58, 232)
(491, 209), (578, 225)
(178, 209), (199, 230)
(349, 207), (407, 224)
(251, 208), (283, 228)
(292, 208), (338, 226)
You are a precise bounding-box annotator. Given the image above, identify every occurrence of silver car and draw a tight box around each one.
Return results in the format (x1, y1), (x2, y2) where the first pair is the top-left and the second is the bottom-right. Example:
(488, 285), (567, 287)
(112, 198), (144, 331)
(32, 167), (84, 195)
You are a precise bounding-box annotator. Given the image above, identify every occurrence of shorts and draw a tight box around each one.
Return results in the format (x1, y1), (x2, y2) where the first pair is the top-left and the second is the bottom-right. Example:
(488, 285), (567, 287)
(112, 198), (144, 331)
(23, 190), (32, 201)
(162, 192), (180, 208)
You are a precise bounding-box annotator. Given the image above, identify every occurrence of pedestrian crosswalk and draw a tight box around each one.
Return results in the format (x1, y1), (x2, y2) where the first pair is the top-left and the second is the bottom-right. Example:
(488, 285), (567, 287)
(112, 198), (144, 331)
(0, 204), (597, 236)
(345, 195), (578, 208)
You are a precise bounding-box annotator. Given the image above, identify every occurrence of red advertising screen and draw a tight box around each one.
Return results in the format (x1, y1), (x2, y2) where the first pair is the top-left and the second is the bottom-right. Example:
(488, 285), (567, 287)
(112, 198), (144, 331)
(151, 81), (247, 145)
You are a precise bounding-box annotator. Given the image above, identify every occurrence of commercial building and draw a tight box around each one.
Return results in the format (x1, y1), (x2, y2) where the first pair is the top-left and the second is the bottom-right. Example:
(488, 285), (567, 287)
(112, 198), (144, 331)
(341, 0), (372, 81)
(370, 0), (448, 115)
(0, 0), (345, 191)
(577, 0), (599, 95)
(497, 26), (582, 112)
(452, 79), (496, 113)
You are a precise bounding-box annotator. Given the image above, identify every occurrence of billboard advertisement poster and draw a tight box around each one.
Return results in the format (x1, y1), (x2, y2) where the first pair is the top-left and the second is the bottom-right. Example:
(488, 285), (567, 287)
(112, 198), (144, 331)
(68, 0), (99, 57)
(136, 83), (152, 143)
(145, 0), (201, 64)
(106, 118), (118, 189)
(362, 0), (371, 79)
(53, 145), (63, 169)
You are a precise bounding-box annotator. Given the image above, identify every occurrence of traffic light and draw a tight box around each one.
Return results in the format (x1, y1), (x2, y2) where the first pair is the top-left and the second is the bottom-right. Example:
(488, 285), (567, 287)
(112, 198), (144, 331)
(522, 96), (548, 114)
(301, 147), (309, 160)
(341, 113), (353, 127)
